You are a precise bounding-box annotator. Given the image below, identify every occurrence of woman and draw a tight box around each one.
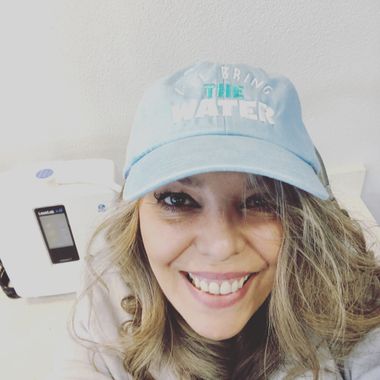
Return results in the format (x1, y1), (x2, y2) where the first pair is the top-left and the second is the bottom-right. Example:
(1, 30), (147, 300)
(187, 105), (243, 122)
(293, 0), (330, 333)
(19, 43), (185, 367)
(49, 62), (380, 379)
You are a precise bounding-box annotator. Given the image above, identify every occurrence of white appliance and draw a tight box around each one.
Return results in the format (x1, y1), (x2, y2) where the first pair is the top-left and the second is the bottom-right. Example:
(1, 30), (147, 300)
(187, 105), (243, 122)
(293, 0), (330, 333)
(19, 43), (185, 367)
(0, 159), (121, 298)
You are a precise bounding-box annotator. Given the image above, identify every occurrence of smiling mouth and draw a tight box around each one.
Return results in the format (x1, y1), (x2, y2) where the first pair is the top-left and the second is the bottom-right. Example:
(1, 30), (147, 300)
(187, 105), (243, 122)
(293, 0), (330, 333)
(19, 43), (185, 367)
(184, 272), (255, 296)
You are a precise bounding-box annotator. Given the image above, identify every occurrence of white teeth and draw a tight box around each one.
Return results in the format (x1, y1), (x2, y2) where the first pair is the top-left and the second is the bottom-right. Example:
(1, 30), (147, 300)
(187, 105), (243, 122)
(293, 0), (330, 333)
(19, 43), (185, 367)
(220, 281), (231, 295)
(200, 280), (208, 292)
(209, 282), (220, 295)
(187, 272), (252, 295)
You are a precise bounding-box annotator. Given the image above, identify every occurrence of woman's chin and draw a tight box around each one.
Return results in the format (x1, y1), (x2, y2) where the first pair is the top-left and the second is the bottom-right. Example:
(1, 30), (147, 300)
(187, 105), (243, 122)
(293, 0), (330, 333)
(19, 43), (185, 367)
(189, 320), (244, 341)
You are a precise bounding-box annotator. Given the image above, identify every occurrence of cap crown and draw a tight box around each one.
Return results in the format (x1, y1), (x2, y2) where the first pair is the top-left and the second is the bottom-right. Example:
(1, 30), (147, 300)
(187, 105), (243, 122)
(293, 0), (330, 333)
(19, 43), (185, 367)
(124, 61), (321, 179)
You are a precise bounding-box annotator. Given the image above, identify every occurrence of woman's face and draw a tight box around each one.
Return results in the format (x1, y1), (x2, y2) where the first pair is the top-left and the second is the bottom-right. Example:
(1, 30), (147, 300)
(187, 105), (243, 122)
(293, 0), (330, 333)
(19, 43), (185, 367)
(138, 172), (283, 341)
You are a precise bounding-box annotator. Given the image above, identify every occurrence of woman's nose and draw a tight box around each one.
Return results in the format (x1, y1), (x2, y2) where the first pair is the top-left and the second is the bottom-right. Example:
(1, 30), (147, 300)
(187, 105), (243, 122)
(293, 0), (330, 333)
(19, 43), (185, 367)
(194, 208), (246, 261)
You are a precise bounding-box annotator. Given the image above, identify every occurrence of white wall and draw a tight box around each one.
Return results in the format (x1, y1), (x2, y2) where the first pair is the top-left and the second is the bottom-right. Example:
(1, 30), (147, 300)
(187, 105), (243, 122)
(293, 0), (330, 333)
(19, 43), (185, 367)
(1, 0), (379, 222)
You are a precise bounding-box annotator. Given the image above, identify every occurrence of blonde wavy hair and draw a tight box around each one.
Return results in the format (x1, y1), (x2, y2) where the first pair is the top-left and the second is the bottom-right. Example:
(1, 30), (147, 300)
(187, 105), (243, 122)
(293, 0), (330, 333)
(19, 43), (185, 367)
(72, 173), (380, 380)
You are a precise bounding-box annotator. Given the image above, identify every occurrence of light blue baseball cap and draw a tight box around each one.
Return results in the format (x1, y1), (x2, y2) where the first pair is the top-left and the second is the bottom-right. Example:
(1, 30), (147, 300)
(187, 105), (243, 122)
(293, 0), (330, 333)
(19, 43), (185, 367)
(122, 61), (330, 202)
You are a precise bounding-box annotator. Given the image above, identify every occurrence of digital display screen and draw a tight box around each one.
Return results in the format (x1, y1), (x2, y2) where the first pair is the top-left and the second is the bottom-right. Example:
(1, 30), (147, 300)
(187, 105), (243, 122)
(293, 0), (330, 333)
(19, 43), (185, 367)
(35, 206), (74, 249)
(39, 213), (74, 249)
(34, 205), (79, 264)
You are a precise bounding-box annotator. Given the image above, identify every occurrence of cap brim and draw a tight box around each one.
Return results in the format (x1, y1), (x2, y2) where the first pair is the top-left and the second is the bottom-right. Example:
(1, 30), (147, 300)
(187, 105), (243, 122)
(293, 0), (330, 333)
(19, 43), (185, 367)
(123, 134), (329, 202)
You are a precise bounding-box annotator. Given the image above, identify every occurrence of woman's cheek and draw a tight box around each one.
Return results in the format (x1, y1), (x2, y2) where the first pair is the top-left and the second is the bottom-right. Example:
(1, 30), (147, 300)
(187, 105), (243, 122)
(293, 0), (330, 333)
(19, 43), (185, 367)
(141, 215), (192, 263)
(248, 222), (283, 264)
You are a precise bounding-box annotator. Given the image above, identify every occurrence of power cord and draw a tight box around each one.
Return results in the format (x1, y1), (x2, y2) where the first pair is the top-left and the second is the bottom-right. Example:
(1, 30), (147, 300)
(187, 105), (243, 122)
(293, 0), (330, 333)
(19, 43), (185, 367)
(0, 259), (20, 299)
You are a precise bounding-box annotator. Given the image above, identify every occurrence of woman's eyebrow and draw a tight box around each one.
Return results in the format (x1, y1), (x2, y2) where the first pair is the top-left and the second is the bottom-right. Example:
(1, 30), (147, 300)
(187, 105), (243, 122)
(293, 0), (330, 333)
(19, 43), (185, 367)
(175, 176), (255, 189)
(175, 177), (203, 187)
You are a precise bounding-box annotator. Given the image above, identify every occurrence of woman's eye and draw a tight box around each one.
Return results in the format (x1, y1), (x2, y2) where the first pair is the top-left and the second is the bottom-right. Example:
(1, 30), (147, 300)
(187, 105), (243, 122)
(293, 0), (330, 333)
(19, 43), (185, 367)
(242, 195), (274, 213)
(153, 192), (276, 215)
(154, 191), (196, 212)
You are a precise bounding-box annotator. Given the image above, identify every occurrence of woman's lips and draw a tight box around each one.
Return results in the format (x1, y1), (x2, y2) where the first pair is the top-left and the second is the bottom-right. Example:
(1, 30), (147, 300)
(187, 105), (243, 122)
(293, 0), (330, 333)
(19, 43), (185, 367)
(181, 271), (258, 309)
